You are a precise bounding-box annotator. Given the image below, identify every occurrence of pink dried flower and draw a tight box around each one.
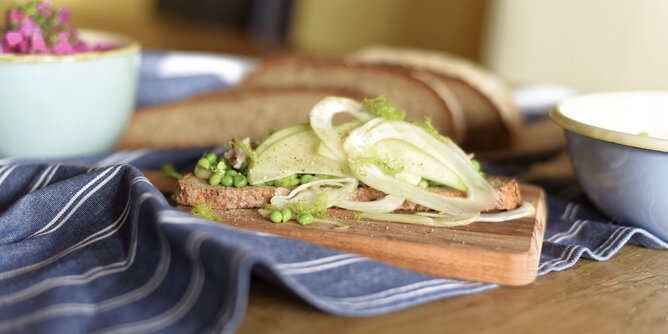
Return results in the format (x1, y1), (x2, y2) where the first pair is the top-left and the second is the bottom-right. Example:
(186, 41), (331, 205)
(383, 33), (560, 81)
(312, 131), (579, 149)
(51, 31), (73, 54)
(7, 7), (23, 22)
(30, 33), (48, 54)
(19, 17), (42, 38)
(36, 2), (53, 17)
(4, 31), (23, 48)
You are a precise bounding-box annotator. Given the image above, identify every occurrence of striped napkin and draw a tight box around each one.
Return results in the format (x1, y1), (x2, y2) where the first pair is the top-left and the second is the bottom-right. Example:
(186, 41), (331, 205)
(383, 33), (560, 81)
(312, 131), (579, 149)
(0, 51), (665, 334)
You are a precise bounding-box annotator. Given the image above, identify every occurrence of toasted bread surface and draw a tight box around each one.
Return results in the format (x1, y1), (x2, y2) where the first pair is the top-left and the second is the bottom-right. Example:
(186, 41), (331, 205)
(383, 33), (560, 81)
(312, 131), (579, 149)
(173, 173), (521, 213)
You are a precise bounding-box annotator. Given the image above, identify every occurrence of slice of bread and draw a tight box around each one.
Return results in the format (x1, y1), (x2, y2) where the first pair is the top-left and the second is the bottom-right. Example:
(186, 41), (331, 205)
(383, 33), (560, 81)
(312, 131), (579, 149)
(239, 55), (466, 144)
(116, 88), (366, 149)
(173, 173), (521, 213)
(347, 46), (523, 151)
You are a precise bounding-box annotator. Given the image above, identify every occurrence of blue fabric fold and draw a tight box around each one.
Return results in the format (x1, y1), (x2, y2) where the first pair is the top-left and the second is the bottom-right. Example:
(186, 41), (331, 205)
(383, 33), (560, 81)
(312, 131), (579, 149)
(0, 51), (665, 334)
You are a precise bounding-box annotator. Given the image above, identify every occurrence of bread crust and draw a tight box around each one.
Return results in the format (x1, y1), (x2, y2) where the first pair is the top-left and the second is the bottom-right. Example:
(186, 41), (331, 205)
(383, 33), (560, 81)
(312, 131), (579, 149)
(347, 46), (523, 151)
(240, 55), (464, 143)
(116, 87), (366, 149)
(173, 173), (521, 213)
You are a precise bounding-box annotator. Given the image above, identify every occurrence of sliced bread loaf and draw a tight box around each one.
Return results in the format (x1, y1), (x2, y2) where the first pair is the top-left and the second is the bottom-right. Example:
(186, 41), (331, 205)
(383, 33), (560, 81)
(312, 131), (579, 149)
(116, 88), (365, 149)
(239, 55), (465, 143)
(347, 46), (523, 151)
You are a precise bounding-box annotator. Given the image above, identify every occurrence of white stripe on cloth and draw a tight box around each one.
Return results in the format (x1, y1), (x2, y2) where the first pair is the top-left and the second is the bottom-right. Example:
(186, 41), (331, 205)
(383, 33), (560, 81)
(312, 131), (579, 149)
(28, 165), (123, 239)
(320, 281), (489, 309)
(278, 257), (370, 276)
(41, 164), (61, 190)
(275, 254), (359, 270)
(0, 192), (173, 333)
(0, 177), (146, 305)
(0, 165), (19, 187)
(548, 219), (587, 243)
(0, 177), (152, 280)
(317, 279), (450, 303)
(92, 232), (208, 334)
(28, 164), (54, 193)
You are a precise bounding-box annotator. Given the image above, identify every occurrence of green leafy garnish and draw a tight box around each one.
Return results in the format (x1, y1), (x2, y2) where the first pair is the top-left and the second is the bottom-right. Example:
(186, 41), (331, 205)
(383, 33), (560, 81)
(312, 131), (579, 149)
(352, 211), (365, 220)
(286, 192), (329, 219)
(412, 117), (449, 144)
(363, 96), (406, 121)
(192, 202), (223, 222)
(160, 163), (183, 180)
(231, 137), (257, 162)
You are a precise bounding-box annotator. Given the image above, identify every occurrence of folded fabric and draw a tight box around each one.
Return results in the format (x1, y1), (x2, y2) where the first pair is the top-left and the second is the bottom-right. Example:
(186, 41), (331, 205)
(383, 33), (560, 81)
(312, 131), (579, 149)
(0, 149), (665, 334)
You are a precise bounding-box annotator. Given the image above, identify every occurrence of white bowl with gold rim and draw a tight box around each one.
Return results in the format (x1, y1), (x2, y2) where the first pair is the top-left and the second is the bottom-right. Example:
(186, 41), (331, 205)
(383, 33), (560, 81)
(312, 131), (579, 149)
(0, 29), (140, 158)
(551, 91), (668, 241)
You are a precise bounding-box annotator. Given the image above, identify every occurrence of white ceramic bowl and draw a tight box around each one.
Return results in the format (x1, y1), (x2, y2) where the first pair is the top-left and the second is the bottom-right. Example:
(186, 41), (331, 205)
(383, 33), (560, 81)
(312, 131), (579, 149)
(0, 30), (140, 158)
(551, 91), (668, 241)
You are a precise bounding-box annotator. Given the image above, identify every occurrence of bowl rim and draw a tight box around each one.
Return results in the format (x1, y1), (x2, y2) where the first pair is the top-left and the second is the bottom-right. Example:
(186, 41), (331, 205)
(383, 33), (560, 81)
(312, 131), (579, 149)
(550, 91), (668, 153)
(0, 29), (140, 63)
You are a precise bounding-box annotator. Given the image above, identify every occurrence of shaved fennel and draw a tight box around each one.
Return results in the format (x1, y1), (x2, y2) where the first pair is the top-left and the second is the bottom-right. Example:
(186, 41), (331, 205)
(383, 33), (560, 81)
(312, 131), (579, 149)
(248, 96), (533, 227)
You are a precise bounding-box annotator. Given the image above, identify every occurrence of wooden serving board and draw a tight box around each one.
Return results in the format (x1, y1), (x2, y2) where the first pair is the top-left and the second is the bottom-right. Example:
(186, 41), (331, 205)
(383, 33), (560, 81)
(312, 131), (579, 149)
(210, 185), (546, 286)
(144, 170), (547, 286)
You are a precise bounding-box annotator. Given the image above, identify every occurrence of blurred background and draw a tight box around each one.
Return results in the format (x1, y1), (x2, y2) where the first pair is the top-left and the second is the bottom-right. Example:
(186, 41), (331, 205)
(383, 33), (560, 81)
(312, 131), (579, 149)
(3, 0), (667, 93)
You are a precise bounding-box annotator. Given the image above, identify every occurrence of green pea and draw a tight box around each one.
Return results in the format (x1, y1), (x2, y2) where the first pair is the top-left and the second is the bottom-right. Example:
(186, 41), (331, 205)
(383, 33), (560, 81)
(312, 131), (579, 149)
(215, 161), (227, 172)
(274, 177), (290, 188)
(233, 175), (248, 188)
(288, 178), (300, 187)
(418, 179), (429, 189)
(197, 158), (211, 170)
(264, 180), (274, 186)
(194, 165), (213, 180)
(298, 213), (314, 225)
(269, 210), (283, 223)
(221, 175), (234, 187)
(300, 174), (313, 184)
(226, 170), (238, 177)
(290, 174), (299, 179)
(280, 208), (292, 222)
(209, 173), (223, 186)
(204, 153), (218, 164)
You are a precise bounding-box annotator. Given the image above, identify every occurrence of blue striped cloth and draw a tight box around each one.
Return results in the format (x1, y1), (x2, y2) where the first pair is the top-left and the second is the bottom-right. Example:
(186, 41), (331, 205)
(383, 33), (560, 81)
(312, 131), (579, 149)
(0, 52), (666, 334)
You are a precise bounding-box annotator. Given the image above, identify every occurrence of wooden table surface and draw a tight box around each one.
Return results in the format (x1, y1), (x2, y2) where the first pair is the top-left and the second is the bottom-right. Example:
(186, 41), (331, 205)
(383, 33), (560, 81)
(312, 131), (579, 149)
(237, 245), (668, 334)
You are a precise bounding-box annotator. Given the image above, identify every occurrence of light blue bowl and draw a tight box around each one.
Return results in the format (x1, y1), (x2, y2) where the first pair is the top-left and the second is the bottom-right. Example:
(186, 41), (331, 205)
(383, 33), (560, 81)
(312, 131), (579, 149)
(0, 30), (140, 158)
(551, 91), (668, 241)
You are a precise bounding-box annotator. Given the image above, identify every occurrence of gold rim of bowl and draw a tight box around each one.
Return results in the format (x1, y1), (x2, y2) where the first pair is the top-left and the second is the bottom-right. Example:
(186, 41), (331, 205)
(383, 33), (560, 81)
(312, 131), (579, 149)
(0, 29), (140, 63)
(550, 91), (668, 153)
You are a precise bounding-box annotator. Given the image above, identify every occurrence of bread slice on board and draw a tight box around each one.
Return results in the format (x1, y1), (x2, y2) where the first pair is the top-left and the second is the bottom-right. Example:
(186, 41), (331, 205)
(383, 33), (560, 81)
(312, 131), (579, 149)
(347, 46), (523, 151)
(116, 88), (366, 149)
(173, 173), (521, 213)
(239, 55), (466, 144)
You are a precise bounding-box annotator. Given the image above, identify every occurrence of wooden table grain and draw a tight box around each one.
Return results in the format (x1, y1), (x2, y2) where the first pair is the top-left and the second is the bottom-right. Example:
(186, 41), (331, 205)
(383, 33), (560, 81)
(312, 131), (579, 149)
(237, 245), (668, 334)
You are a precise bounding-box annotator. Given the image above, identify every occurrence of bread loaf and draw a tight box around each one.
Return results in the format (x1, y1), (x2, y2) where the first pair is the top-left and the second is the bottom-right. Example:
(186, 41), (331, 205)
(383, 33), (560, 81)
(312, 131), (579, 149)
(117, 88), (365, 149)
(239, 55), (466, 144)
(347, 46), (523, 151)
